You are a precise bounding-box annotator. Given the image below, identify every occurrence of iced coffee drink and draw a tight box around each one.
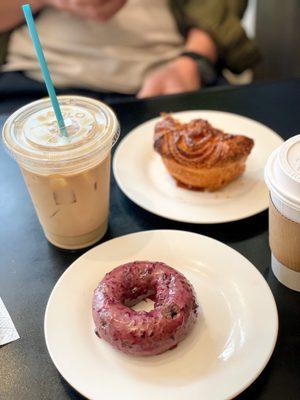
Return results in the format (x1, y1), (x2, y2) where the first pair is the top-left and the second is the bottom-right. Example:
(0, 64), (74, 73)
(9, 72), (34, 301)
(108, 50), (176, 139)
(2, 96), (119, 249)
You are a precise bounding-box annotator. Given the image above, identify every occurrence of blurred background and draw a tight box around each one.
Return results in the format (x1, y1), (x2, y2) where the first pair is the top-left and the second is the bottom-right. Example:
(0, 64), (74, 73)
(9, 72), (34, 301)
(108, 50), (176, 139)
(0, 0), (299, 99)
(240, 0), (300, 82)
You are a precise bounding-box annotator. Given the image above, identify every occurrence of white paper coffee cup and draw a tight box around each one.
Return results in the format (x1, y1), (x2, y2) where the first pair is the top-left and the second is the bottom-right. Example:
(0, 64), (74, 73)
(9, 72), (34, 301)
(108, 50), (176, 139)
(265, 134), (300, 291)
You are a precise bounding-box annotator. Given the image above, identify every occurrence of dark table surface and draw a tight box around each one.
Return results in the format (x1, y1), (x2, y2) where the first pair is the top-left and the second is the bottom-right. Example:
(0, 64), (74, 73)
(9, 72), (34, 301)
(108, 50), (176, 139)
(1, 79), (300, 400)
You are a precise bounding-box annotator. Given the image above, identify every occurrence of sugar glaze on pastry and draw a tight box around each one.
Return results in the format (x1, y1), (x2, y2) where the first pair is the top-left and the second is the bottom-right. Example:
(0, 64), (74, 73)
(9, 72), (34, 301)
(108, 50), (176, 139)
(154, 115), (254, 191)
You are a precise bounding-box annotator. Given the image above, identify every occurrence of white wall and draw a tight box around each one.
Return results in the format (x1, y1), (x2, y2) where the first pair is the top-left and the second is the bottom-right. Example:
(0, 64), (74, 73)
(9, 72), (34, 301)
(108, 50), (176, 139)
(242, 0), (257, 38)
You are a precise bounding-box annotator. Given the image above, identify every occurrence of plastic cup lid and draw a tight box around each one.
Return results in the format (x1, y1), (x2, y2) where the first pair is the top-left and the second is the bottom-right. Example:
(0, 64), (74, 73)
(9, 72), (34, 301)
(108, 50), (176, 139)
(2, 95), (119, 174)
(265, 134), (300, 210)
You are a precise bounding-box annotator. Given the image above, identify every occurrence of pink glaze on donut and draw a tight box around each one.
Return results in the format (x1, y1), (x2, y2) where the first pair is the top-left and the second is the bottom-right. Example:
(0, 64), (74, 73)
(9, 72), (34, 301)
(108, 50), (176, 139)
(92, 261), (198, 356)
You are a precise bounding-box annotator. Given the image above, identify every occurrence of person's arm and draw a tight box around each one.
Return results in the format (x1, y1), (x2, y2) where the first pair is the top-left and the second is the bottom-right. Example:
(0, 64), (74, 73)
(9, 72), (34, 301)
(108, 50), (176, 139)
(182, 27), (217, 63)
(227, 0), (248, 18)
(137, 27), (217, 98)
(178, 0), (260, 73)
(0, 1), (44, 32)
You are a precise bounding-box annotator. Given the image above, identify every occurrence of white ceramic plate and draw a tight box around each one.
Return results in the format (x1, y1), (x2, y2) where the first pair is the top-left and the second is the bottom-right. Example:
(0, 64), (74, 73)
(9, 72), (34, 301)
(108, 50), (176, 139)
(113, 111), (283, 223)
(45, 230), (278, 400)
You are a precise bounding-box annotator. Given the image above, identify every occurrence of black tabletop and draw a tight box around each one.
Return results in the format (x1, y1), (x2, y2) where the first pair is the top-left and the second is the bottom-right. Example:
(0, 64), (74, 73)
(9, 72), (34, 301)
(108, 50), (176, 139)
(1, 80), (300, 400)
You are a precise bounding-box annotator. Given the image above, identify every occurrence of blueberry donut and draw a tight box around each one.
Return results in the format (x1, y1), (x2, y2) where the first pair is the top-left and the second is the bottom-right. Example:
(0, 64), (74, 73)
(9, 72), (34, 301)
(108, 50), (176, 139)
(92, 261), (198, 356)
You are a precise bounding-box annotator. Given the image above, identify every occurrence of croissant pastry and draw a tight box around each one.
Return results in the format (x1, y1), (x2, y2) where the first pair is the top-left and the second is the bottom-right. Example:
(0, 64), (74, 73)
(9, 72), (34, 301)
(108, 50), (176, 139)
(154, 115), (254, 191)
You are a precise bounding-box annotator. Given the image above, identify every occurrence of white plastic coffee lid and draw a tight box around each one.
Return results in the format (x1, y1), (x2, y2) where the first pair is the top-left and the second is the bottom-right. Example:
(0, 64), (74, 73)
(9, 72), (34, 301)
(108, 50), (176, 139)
(265, 134), (300, 211)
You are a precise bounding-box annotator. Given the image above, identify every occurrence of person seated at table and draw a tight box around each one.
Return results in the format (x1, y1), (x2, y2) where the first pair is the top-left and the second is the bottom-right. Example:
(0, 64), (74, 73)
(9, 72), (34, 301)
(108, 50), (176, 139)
(0, 0), (260, 99)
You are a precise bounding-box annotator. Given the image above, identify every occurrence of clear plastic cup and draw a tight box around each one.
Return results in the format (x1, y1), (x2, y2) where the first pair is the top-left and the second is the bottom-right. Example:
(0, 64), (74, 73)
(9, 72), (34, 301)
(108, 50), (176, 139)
(2, 96), (119, 250)
(265, 134), (300, 291)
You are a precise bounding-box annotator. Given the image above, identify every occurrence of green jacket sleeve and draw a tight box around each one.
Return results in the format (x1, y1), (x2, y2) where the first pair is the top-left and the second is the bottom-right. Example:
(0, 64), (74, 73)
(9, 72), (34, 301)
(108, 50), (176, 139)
(227, 0), (248, 18)
(0, 1), (259, 74)
(170, 0), (261, 73)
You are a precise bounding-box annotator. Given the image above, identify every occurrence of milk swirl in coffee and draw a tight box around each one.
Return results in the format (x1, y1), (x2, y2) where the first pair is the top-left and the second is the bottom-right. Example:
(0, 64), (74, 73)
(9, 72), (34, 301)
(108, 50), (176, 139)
(2, 96), (119, 249)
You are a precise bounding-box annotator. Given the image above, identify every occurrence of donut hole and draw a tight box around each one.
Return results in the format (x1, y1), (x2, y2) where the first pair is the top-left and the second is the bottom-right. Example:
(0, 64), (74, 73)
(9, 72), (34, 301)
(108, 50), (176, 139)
(123, 286), (156, 312)
(131, 297), (155, 312)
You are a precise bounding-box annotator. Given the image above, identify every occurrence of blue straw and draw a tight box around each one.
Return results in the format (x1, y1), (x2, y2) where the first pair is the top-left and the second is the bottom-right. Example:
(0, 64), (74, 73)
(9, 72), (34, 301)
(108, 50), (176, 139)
(22, 4), (67, 137)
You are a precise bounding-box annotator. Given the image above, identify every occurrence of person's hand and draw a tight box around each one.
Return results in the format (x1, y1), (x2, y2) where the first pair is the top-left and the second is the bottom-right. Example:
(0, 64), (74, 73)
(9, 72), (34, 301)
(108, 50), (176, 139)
(137, 56), (200, 98)
(43, 0), (127, 21)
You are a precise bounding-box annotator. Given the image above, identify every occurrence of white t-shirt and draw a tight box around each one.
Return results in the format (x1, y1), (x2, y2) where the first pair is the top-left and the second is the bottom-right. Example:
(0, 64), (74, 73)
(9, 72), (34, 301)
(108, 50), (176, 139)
(5, 0), (184, 93)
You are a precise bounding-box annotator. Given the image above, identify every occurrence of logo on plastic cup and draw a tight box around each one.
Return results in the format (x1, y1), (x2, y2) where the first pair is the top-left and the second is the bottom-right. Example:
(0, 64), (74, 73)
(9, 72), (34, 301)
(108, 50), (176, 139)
(24, 106), (97, 148)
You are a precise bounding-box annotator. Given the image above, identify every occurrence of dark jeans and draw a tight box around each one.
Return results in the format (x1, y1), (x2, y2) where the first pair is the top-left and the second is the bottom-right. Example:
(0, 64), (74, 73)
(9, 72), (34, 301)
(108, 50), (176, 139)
(0, 71), (133, 114)
(0, 71), (228, 115)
